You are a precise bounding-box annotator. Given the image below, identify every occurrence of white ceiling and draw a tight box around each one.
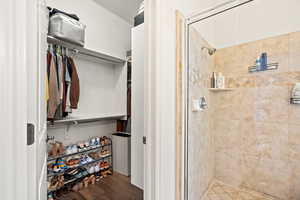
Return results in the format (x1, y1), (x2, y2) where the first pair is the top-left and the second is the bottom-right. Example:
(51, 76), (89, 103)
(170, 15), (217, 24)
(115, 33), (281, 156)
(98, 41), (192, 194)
(94, 0), (143, 25)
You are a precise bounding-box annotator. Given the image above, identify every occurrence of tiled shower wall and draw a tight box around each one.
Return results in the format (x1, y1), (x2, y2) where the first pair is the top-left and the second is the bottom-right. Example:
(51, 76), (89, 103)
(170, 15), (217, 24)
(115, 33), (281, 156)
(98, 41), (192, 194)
(188, 27), (215, 200)
(211, 31), (300, 200)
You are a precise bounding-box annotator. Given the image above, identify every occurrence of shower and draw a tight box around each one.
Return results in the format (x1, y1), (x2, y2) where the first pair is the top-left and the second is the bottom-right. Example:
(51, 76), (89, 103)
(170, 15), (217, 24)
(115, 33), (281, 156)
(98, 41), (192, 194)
(184, 0), (299, 200)
(201, 46), (216, 55)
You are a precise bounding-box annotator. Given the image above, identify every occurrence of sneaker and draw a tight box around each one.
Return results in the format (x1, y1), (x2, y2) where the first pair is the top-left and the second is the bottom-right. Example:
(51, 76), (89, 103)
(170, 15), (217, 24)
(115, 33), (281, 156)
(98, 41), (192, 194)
(88, 166), (95, 174)
(66, 146), (73, 155)
(71, 145), (78, 154)
(94, 165), (100, 172)
(80, 156), (88, 165)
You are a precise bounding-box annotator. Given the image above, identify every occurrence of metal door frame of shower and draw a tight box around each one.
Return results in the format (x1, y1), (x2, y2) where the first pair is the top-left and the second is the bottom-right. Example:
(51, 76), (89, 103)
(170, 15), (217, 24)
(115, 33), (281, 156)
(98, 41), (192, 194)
(182, 0), (254, 200)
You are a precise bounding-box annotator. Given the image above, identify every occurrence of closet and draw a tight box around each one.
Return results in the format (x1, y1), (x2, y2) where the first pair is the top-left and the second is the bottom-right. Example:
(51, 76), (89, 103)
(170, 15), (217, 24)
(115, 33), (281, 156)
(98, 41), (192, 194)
(40, 1), (145, 200)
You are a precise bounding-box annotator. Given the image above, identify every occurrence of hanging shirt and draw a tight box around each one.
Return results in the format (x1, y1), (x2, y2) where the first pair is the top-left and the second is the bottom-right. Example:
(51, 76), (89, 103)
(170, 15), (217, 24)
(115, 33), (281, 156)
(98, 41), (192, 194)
(68, 57), (80, 109)
(46, 73), (49, 101)
(62, 55), (71, 117)
(47, 52), (60, 119)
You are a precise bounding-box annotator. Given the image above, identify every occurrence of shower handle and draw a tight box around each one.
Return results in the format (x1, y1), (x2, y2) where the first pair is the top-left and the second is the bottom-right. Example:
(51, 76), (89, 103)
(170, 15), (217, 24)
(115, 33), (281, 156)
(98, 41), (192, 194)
(199, 97), (208, 110)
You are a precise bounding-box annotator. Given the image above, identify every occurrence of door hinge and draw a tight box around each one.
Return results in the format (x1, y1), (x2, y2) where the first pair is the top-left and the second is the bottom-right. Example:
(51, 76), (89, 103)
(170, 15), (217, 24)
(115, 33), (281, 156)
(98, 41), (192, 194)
(27, 123), (35, 146)
(143, 136), (147, 144)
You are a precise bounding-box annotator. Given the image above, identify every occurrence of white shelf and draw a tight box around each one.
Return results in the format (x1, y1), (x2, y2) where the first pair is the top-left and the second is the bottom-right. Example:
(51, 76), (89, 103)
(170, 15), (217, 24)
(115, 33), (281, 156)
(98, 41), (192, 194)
(47, 114), (126, 126)
(47, 35), (126, 65)
(208, 88), (235, 92)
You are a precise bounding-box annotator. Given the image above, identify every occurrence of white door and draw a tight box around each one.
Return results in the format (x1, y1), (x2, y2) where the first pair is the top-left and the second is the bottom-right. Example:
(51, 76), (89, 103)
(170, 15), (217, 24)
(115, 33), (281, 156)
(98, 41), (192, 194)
(27, 0), (48, 199)
(131, 24), (145, 189)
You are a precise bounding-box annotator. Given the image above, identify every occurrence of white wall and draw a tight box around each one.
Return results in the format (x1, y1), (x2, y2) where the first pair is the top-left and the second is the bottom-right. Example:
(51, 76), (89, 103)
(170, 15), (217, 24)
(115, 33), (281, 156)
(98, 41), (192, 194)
(47, 121), (116, 145)
(46, 0), (130, 145)
(195, 0), (300, 49)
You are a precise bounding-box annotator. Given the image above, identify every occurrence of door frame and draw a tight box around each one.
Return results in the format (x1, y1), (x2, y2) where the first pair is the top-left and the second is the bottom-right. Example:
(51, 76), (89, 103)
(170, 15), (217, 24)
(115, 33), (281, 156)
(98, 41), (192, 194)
(181, 0), (255, 200)
(0, 0), (28, 199)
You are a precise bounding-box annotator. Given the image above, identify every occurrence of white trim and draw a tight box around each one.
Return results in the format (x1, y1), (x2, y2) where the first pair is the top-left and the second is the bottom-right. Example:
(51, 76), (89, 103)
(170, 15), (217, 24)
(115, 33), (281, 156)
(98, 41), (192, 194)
(0, 0), (28, 199)
(187, 0), (254, 25)
(183, 19), (189, 200)
(144, 0), (157, 199)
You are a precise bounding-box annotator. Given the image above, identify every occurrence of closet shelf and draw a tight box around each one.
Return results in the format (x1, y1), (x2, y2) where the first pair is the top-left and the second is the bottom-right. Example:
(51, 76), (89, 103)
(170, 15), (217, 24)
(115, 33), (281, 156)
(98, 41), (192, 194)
(47, 143), (111, 162)
(48, 166), (113, 193)
(47, 35), (126, 65)
(47, 114), (126, 127)
(47, 154), (112, 178)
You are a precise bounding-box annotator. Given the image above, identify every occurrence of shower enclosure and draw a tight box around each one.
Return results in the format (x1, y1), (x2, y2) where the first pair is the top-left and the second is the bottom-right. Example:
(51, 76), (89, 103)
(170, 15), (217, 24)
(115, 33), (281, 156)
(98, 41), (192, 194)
(185, 1), (300, 200)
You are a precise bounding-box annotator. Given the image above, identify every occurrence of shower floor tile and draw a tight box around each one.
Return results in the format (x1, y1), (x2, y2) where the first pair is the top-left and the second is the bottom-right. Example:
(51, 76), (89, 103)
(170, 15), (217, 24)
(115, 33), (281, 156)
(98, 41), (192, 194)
(201, 181), (276, 200)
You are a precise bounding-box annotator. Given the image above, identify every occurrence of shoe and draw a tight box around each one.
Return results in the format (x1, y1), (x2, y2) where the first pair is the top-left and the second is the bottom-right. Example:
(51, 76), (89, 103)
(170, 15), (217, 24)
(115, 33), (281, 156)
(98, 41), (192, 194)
(78, 142), (85, 152)
(88, 152), (100, 160)
(83, 177), (89, 188)
(53, 159), (67, 172)
(49, 143), (58, 157)
(89, 175), (96, 185)
(86, 155), (93, 162)
(95, 137), (100, 146)
(48, 193), (54, 200)
(66, 146), (73, 155)
(100, 150), (110, 158)
(84, 141), (90, 149)
(80, 156), (88, 165)
(94, 165), (100, 173)
(71, 145), (78, 154)
(90, 138), (96, 147)
(56, 142), (65, 155)
(80, 155), (93, 165)
(88, 166), (95, 174)
(66, 157), (80, 168)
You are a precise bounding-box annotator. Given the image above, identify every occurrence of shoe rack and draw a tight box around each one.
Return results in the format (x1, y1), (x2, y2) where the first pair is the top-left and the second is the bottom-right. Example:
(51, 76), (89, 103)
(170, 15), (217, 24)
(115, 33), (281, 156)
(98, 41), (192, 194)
(47, 136), (113, 198)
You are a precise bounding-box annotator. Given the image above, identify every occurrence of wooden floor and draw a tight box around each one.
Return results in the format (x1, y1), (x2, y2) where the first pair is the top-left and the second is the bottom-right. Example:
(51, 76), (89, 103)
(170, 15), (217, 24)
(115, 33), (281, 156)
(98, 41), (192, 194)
(57, 173), (143, 200)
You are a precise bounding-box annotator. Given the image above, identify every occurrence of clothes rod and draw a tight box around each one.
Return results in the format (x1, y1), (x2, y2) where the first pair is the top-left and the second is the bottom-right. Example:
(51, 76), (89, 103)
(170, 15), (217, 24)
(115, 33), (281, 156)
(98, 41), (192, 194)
(47, 35), (126, 65)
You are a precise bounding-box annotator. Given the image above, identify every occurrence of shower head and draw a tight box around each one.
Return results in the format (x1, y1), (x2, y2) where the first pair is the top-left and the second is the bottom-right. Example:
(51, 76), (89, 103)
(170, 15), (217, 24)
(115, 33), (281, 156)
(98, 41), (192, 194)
(202, 46), (217, 55)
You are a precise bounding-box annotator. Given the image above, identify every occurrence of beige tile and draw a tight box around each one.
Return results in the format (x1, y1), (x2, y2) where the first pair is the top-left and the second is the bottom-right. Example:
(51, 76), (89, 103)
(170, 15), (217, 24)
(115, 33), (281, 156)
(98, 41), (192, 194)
(255, 74), (274, 88)
(260, 34), (289, 73)
(241, 156), (291, 200)
(289, 94), (300, 125)
(272, 72), (300, 87)
(213, 119), (241, 152)
(215, 46), (245, 76)
(243, 122), (289, 161)
(289, 165), (300, 200)
(215, 151), (242, 187)
(212, 88), (255, 121)
(207, 194), (223, 200)
(289, 32), (300, 53)
(288, 124), (300, 162)
(254, 86), (289, 123)
(188, 27), (215, 200)
(289, 31), (300, 72)
(289, 52), (300, 72)
(226, 75), (256, 88)
(202, 181), (277, 200)
(255, 73), (298, 88)
(261, 34), (289, 56)
(192, 31), (295, 200)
